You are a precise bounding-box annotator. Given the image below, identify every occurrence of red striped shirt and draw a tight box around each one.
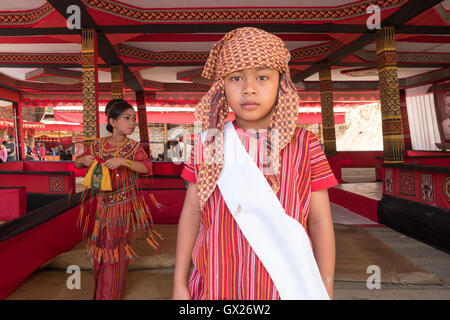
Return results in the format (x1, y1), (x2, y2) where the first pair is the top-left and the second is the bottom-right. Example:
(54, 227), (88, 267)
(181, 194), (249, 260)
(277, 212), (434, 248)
(181, 122), (337, 299)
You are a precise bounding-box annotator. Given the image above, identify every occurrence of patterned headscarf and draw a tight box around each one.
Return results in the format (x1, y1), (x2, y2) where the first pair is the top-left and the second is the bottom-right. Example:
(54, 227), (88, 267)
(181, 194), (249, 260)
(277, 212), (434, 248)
(194, 27), (299, 209)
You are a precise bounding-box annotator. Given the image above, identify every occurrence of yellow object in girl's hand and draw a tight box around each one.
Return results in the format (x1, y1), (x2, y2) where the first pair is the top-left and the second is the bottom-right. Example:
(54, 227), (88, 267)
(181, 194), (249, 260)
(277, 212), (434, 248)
(81, 159), (112, 191)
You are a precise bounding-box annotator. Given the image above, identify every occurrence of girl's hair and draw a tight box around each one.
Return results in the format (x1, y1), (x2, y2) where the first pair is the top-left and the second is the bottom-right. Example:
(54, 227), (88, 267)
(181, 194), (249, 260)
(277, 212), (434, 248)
(105, 99), (134, 133)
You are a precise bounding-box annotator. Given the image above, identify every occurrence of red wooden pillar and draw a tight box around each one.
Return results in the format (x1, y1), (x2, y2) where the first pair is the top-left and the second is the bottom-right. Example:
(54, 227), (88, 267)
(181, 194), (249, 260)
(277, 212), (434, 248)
(399, 89), (412, 151)
(81, 28), (100, 147)
(111, 65), (124, 99)
(12, 102), (24, 161)
(376, 26), (404, 163)
(136, 91), (150, 158)
(319, 62), (342, 183)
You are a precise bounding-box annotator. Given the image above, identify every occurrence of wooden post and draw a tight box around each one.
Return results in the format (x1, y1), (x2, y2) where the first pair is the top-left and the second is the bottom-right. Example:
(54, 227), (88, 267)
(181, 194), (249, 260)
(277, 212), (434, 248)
(399, 89), (412, 150)
(319, 62), (337, 156)
(376, 26), (404, 163)
(81, 28), (100, 148)
(12, 102), (24, 161)
(136, 91), (150, 158)
(111, 65), (124, 100)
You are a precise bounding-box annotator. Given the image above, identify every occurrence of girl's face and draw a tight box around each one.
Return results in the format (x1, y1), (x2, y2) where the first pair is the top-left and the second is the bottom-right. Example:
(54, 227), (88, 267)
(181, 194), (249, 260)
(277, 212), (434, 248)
(110, 108), (136, 136)
(224, 67), (279, 130)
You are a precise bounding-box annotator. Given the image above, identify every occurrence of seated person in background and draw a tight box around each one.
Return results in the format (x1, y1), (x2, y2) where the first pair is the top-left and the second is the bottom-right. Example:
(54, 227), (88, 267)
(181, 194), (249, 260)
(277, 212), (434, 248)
(157, 153), (164, 161)
(25, 144), (38, 161)
(32, 142), (46, 161)
(0, 142), (7, 163)
(64, 149), (73, 160)
(4, 136), (15, 162)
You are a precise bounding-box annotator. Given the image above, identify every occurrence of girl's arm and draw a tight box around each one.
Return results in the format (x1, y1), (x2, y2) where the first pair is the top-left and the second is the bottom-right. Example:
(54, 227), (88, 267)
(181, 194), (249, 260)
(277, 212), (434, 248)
(103, 157), (149, 174)
(104, 146), (152, 174)
(173, 182), (202, 300)
(307, 188), (336, 300)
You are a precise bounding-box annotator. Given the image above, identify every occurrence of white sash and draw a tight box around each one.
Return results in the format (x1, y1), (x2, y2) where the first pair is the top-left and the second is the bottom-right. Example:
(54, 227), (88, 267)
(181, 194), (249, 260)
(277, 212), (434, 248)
(214, 121), (329, 300)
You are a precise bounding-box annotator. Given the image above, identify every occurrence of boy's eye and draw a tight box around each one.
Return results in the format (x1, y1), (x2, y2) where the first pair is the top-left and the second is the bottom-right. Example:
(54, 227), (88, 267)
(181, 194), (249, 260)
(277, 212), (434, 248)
(257, 75), (269, 81)
(229, 76), (242, 81)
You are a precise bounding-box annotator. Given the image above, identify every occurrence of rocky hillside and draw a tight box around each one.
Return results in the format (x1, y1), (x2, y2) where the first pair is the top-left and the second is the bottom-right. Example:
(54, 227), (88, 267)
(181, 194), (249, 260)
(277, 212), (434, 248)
(336, 103), (383, 151)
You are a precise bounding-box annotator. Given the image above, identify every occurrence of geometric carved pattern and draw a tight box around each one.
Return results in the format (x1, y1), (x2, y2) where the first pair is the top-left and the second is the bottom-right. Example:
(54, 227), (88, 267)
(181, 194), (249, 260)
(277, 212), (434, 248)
(83, 0), (408, 23)
(82, 29), (99, 143)
(319, 63), (336, 156)
(82, 68), (98, 140)
(0, 53), (80, 64)
(382, 119), (403, 136)
(291, 41), (343, 61)
(118, 41), (344, 64)
(399, 92), (410, 132)
(118, 45), (208, 63)
(377, 27), (403, 163)
(136, 91), (150, 158)
(379, 68), (401, 119)
(49, 176), (65, 193)
(421, 173), (434, 202)
(384, 169), (393, 193)
(355, 49), (450, 65)
(144, 81), (210, 92)
(399, 170), (415, 197)
(111, 65), (124, 100)
(0, 4), (54, 25)
(443, 177), (450, 203)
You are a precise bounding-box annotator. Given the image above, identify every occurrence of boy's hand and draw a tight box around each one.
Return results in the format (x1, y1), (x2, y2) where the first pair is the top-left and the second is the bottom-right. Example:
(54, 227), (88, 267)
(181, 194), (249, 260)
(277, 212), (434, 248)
(172, 284), (190, 300)
(104, 157), (126, 170)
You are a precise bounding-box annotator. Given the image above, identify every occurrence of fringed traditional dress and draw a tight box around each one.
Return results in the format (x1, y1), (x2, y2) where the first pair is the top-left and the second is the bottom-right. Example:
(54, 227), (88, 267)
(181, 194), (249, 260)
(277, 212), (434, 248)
(77, 137), (162, 300)
(182, 122), (338, 300)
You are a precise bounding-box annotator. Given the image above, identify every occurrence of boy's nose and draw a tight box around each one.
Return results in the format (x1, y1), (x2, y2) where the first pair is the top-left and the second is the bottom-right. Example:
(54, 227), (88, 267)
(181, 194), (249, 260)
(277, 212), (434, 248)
(243, 81), (257, 95)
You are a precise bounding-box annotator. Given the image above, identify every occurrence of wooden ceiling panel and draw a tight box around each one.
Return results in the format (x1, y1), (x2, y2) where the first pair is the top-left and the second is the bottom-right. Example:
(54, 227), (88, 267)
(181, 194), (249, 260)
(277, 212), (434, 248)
(0, 0), (47, 12)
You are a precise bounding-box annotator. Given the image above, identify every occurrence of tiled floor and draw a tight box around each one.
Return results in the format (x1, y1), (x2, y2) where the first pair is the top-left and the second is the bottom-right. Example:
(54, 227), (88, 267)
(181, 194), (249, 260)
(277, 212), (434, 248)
(331, 202), (378, 225)
(341, 167), (376, 183)
(334, 182), (383, 201)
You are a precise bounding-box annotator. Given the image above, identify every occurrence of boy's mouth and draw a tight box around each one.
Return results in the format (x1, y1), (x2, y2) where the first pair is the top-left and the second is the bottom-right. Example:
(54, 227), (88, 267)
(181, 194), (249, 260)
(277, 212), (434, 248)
(241, 101), (259, 110)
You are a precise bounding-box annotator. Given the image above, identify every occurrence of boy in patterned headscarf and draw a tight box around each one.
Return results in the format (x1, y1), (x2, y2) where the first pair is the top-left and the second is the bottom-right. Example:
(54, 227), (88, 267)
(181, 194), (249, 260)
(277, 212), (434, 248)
(173, 27), (338, 300)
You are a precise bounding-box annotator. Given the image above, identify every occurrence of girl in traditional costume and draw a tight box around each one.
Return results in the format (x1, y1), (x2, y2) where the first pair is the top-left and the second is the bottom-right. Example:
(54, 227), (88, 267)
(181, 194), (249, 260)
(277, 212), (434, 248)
(75, 99), (162, 300)
(173, 27), (338, 300)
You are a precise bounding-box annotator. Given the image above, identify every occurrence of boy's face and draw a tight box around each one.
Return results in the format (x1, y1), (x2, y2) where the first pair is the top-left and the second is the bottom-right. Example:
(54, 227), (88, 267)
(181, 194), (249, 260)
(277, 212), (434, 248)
(224, 67), (279, 129)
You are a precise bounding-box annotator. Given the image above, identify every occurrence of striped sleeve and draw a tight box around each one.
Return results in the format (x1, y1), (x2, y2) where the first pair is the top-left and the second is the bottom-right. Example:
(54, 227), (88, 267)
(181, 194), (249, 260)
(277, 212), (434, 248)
(181, 142), (197, 183)
(133, 144), (153, 176)
(308, 132), (338, 191)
